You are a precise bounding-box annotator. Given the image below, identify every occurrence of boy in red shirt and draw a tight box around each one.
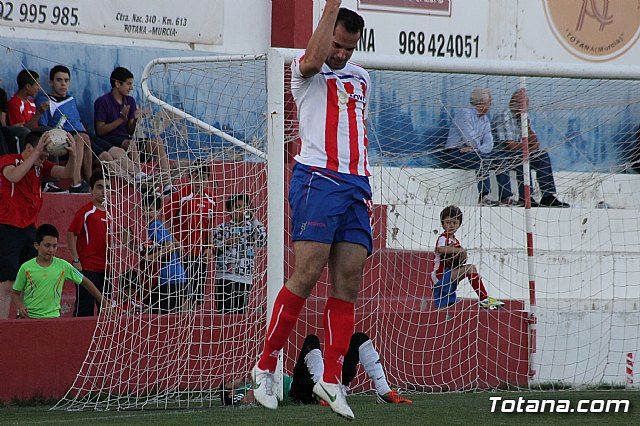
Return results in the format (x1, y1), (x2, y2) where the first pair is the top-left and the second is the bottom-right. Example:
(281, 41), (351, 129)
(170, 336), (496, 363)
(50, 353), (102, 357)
(67, 170), (110, 316)
(0, 128), (78, 318)
(431, 205), (504, 310)
(163, 159), (215, 304)
(7, 69), (49, 129)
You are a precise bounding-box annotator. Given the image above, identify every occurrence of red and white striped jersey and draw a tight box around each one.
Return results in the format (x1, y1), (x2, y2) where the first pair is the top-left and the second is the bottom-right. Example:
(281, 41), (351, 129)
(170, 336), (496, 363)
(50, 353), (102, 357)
(431, 233), (461, 284)
(291, 52), (371, 176)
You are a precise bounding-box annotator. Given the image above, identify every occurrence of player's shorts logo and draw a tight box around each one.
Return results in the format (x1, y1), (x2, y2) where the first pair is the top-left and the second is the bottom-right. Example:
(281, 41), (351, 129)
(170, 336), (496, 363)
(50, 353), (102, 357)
(544, 0), (640, 62)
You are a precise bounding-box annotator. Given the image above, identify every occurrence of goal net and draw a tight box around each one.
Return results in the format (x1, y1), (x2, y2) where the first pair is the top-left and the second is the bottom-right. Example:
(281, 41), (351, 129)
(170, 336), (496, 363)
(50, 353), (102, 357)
(56, 51), (640, 410)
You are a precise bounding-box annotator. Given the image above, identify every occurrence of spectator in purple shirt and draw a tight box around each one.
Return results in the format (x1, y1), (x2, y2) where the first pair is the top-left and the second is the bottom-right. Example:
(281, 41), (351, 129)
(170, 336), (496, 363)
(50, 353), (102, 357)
(94, 67), (173, 194)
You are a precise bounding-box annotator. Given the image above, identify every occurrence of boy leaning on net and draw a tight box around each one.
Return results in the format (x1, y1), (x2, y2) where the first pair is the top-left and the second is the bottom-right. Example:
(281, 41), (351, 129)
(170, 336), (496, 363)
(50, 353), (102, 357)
(431, 205), (504, 310)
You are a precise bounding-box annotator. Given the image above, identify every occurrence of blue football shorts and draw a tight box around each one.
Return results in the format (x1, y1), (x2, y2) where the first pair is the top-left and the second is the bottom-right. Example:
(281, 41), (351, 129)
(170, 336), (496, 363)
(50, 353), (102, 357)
(289, 163), (373, 255)
(433, 269), (459, 309)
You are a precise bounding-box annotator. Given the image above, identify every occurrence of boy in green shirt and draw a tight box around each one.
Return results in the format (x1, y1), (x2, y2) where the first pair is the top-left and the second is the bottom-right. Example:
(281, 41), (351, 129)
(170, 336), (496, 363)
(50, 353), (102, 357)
(12, 223), (108, 318)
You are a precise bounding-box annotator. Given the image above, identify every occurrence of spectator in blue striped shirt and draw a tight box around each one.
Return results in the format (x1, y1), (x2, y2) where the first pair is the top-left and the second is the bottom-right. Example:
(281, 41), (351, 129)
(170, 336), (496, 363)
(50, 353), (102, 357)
(492, 89), (569, 208)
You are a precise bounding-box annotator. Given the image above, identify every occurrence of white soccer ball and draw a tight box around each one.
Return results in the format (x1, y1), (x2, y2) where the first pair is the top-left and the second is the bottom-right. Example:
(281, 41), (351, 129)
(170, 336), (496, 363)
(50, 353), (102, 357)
(45, 128), (70, 157)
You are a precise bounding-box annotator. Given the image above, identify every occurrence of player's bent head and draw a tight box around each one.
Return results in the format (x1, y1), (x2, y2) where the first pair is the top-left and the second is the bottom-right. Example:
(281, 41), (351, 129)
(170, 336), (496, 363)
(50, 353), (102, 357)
(219, 382), (234, 406)
(35, 224), (59, 244)
(110, 67), (134, 88)
(440, 205), (463, 224)
(336, 8), (365, 35)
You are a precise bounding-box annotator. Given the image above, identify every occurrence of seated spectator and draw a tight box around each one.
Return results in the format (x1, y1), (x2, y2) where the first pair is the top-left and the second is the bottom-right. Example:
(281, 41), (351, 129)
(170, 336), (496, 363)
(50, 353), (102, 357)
(94, 67), (172, 194)
(492, 89), (569, 207)
(0, 128), (78, 318)
(440, 88), (514, 206)
(36, 65), (92, 193)
(7, 69), (49, 130)
(11, 223), (109, 319)
(0, 83), (30, 155)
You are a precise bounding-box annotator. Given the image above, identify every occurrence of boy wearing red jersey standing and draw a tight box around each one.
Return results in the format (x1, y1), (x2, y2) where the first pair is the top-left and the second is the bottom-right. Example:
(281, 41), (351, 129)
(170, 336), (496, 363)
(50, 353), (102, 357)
(67, 170), (110, 316)
(164, 159), (215, 305)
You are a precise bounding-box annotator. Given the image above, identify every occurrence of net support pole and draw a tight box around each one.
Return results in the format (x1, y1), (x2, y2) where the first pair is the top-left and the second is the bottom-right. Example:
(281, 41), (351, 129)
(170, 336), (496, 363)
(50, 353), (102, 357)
(266, 48), (286, 400)
(519, 77), (537, 380)
(519, 78), (536, 309)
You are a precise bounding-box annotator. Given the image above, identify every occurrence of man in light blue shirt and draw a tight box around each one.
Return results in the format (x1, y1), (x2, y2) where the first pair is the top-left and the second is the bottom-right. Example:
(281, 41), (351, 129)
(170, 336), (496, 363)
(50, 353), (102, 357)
(441, 88), (513, 206)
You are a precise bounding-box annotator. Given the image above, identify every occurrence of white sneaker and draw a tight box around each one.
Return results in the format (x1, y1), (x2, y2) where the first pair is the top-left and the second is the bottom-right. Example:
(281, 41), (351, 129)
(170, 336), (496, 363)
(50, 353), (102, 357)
(313, 379), (354, 420)
(251, 364), (277, 410)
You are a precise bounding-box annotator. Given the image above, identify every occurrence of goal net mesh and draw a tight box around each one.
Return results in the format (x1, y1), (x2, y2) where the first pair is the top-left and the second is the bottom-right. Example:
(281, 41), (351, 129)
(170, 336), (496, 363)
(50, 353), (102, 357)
(56, 54), (640, 410)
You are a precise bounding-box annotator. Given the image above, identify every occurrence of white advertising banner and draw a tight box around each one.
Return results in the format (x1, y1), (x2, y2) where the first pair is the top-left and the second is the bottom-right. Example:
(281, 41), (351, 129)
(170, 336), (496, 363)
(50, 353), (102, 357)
(325, 0), (640, 64)
(0, 0), (223, 44)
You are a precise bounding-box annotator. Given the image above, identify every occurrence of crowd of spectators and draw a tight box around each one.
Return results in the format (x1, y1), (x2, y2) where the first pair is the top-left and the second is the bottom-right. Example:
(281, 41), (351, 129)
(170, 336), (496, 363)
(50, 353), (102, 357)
(0, 64), (268, 319)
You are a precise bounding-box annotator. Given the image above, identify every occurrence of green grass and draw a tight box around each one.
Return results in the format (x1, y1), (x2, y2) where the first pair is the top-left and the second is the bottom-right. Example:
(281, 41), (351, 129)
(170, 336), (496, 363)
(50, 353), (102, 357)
(1, 391), (639, 425)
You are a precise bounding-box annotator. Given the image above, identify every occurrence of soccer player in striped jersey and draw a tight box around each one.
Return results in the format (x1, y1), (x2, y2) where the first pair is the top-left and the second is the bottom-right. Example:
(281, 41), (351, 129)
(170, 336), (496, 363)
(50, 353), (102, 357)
(252, 1), (371, 420)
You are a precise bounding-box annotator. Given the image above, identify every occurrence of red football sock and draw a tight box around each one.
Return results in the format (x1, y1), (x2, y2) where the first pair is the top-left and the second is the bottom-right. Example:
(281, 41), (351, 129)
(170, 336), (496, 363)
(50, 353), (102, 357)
(468, 272), (488, 300)
(322, 297), (355, 384)
(257, 286), (306, 372)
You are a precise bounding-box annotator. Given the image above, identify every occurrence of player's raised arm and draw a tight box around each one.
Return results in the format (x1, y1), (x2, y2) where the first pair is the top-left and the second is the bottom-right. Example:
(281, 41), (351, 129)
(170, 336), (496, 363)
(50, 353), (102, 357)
(299, 0), (343, 77)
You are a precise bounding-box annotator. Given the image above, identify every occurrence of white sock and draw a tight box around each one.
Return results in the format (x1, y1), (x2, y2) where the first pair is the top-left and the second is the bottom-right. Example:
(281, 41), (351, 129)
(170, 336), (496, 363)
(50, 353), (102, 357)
(359, 338), (391, 395)
(304, 348), (324, 383)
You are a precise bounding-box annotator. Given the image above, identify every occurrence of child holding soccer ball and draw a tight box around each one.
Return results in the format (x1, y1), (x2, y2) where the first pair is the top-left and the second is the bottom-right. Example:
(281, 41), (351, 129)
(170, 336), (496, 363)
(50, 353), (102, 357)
(431, 205), (504, 310)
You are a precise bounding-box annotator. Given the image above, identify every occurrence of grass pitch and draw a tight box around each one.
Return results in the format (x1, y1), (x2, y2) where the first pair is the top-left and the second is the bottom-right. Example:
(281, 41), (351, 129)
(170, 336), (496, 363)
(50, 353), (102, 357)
(1, 391), (638, 425)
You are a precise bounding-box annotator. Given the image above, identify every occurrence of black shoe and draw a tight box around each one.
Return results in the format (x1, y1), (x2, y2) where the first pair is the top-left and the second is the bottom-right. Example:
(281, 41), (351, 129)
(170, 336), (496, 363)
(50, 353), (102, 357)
(69, 180), (90, 194)
(538, 195), (570, 208)
(43, 182), (68, 193)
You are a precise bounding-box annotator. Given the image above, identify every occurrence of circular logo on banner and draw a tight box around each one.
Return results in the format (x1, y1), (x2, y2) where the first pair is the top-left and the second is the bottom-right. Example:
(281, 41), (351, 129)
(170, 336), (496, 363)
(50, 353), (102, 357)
(544, 0), (640, 61)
